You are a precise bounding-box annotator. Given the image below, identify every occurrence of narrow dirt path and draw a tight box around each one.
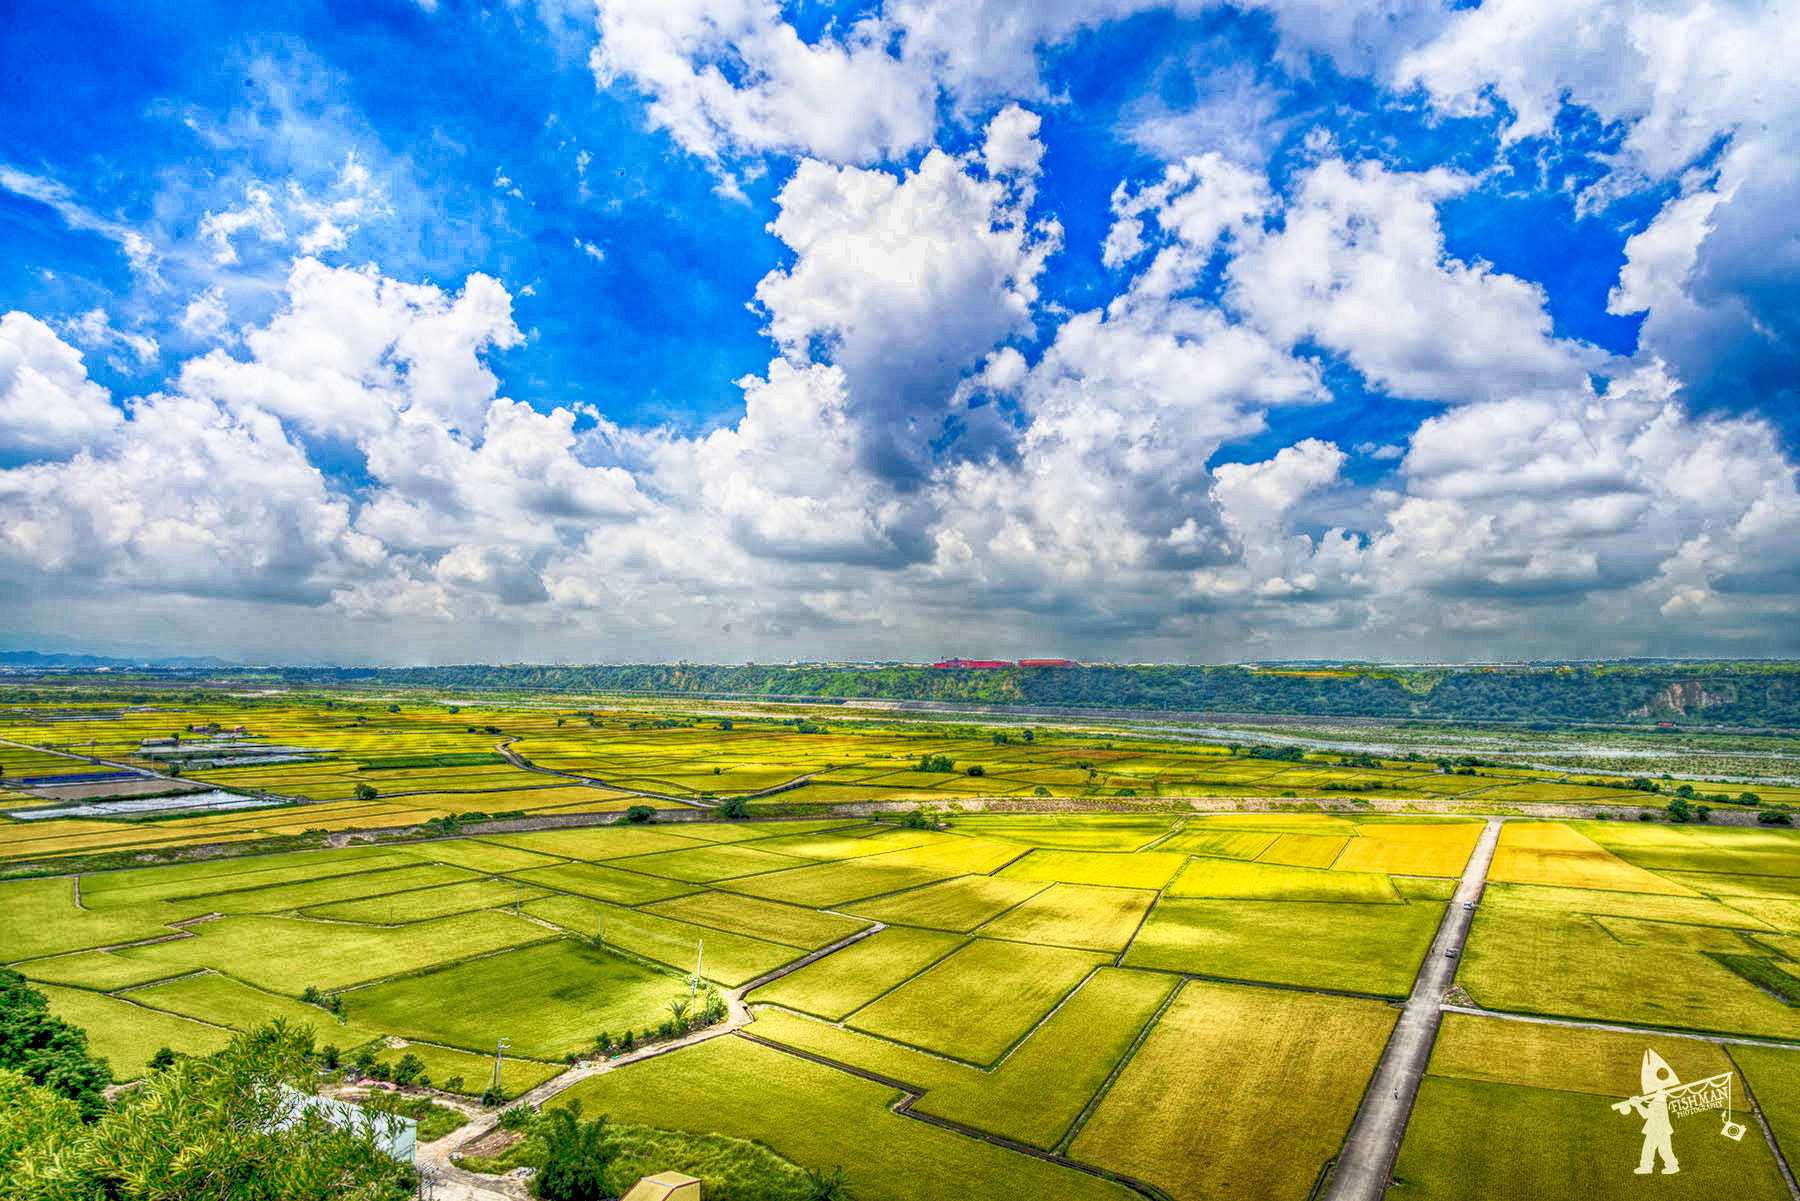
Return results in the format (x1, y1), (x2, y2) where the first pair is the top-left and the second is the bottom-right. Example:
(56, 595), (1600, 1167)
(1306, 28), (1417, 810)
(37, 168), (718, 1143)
(1325, 816), (1502, 1201)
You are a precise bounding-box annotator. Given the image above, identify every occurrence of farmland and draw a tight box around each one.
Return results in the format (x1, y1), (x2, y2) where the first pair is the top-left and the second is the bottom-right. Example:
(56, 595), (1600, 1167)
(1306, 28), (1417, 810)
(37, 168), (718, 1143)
(2, 682), (1790, 869)
(1389, 1014), (1799, 1200)
(1, 683), (1798, 1200)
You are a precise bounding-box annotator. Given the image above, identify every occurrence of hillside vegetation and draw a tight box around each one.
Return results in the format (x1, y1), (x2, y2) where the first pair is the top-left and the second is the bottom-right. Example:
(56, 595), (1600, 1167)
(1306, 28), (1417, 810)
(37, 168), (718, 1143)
(262, 663), (1800, 727)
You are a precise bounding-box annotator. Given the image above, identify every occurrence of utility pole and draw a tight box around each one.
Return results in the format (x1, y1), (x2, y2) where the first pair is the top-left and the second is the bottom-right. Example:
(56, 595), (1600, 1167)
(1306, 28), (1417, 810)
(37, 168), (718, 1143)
(492, 1037), (510, 1102)
(596, 907), (604, 948)
(692, 939), (703, 999)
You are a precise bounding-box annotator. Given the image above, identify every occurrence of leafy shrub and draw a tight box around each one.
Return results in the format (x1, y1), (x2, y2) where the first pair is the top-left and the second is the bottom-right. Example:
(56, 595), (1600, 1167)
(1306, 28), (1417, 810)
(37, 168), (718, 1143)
(625, 805), (656, 824)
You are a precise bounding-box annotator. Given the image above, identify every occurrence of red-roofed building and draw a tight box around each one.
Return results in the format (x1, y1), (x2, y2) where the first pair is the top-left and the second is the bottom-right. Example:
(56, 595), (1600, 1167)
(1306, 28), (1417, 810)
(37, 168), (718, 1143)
(932, 658), (1014, 669)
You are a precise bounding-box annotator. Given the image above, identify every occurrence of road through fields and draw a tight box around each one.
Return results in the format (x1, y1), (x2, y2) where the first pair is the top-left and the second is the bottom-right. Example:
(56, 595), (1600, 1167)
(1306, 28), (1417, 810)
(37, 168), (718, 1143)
(1325, 817), (1502, 1201)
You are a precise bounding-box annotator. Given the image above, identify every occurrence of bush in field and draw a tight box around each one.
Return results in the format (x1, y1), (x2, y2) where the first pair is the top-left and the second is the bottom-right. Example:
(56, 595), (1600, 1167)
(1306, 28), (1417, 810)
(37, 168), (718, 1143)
(534, 1103), (615, 1201)
(625, 805), (656, 824)
(500, 1104), (535, 1131)
(720, 796), (750, 819)
(1667, 797), (1693, 822)
(442, 1075), (464, 1092)
(391, 1053), (425, 1086)
(354, 783), (379, 801)
(917, 754), (955, 773)
(1032, 786), (1051, 796)
(802, 1165), (853, 1200)
(900, 807), (932, 829)
(1760, 810), (1793, 825)
(966, 764), (984, 777)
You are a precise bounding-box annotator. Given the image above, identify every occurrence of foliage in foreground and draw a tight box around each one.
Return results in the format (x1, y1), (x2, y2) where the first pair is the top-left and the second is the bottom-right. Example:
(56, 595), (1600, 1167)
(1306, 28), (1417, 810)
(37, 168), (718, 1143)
(0, 968), (113, 1120)
(0, 1021), (416, 1201)
(461, 1112), (851, 1201)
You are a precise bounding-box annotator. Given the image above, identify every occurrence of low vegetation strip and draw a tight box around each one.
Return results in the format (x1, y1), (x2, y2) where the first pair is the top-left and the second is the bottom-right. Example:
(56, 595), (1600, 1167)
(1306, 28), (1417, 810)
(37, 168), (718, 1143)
(915, 967), (1177, 1150)
(998, 849), (1189, 891)
(1122, 897), (1443, 996)
(743, 1009), (983, 1095)
(1389, 1076), (1790, 1201)
(343, 938), (682, 1060)
(101, 910), (553, 993)
(1331, 823), (1482, 877)
(1731, 1043), (1800, 1175)
(1487, 821), (1699, 894)
(39, 982), (233, 1076)
(123, 971), (388, 1048)
(555, 1036), (1140, 1201)
(1163, 857), (1399, 904)
(973, 883), (1159, 952)
(842, 875), (1050, 932)
(749, 926), (967, 1019)
(846, 939), (1110, 1065)
(523, 893), (798, 986)
(509, 861), (702, 905)
(641, 890), (871, 950)
(1068, 979), (1395, 1201)
(1459, 909), (1800, 1039)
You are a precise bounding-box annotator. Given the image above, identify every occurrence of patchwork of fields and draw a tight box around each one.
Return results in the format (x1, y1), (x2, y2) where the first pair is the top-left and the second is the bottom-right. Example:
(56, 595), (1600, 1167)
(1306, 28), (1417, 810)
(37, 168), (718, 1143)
(6, 690), (1781, 865)
(4, 759), (1798, 1200)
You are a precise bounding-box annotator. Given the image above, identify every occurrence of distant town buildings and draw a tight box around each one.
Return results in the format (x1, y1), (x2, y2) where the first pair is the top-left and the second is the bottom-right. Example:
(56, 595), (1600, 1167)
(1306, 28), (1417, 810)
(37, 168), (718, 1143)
(930, 657), (1078, 669)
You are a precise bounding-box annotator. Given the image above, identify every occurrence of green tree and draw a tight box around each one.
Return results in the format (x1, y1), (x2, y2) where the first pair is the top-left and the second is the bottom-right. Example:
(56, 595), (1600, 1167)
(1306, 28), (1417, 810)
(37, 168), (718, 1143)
(353, 783), (378, 801)
(0, 1022), (415, 1200)
(719, 796), (750, 819)
(0, 969), (112, 1120)
(625, 805), (656, 823)
(390, 1053), (425, 1086)
(534, 1103), (615, 1201)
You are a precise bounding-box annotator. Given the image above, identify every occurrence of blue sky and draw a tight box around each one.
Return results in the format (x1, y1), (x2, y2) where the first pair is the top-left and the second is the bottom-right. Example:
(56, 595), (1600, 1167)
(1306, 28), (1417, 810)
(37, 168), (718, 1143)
(1, 0), (1796, 664)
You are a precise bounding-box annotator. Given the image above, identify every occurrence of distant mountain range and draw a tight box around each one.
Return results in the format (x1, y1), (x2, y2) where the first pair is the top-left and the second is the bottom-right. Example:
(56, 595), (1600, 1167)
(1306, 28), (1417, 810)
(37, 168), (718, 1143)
(0, 650), (238, 669)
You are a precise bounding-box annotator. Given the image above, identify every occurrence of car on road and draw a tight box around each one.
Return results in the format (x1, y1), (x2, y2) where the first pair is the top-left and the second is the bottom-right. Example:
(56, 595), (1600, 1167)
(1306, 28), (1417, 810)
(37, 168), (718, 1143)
(1445, 948), (1458, 958)
(1463, 902), (1474, 911)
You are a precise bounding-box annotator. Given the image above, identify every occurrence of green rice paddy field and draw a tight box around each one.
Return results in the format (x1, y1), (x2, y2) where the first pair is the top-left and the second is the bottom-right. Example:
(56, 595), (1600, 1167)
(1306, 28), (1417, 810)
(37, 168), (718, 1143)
(2, 746), (1798, 1200)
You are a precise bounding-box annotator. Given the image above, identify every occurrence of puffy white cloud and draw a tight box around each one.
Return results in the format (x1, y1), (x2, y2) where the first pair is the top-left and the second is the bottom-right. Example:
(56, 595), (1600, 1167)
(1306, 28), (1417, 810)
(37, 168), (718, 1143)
(179, 258), (520, 438)
(180, 287), (233, 342)
(590, 0), (938, 165)
(753, 131), (1058, 480)
(1356, 367), (1800, 634)
(0, 389), (374, 604)
(1227, 159), (1606, 403)
(0, 313), (123, 456)
(1396, 0), (1800, 412)
(1213, 438), (1345, 537)
(982, 103), (1044, 179)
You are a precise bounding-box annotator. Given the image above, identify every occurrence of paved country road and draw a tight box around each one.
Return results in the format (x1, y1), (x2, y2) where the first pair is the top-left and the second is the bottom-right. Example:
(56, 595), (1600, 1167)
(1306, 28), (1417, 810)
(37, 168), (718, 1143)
(1325, 817), (1503, 1201)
